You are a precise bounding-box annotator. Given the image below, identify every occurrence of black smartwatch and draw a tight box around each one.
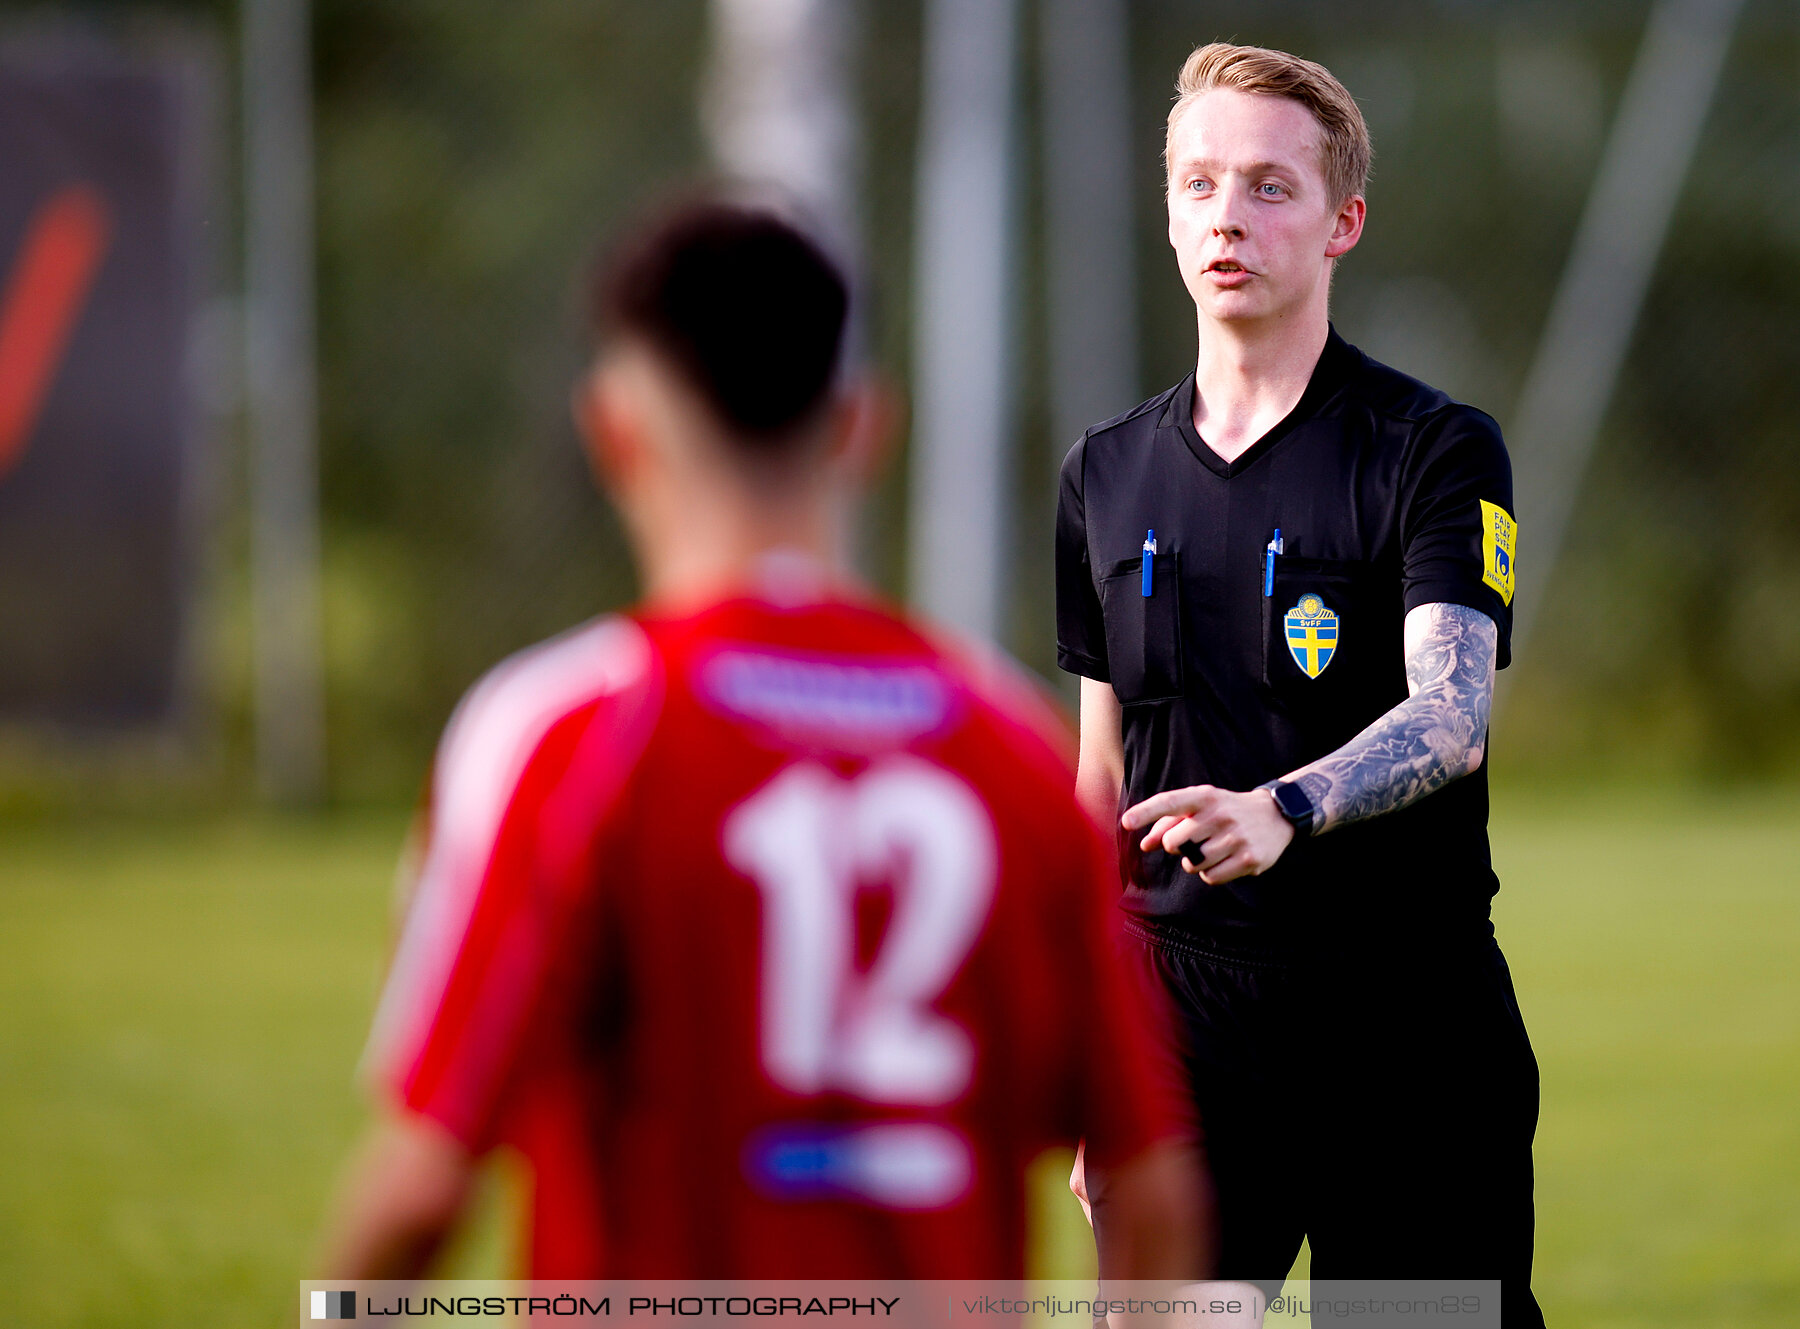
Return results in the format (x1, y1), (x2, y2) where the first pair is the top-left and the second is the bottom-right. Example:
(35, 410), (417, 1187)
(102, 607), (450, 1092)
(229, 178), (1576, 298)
(1263, 779), (1317, 838)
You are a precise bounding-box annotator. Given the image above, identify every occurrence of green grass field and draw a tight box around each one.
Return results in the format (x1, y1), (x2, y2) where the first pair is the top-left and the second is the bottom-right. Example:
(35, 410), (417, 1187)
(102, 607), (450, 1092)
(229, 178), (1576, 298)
(3, 790), (1797, 1327)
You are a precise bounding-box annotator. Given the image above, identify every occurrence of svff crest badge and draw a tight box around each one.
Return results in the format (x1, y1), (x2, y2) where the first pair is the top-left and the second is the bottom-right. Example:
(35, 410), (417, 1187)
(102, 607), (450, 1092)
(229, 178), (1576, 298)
(1283, 593), (1339, 679)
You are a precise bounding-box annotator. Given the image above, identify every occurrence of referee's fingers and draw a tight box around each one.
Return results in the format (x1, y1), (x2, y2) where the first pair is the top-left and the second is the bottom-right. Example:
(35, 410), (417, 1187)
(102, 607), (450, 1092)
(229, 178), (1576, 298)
(1159, 813), (1202, 853)
(1139, 814), (1184, 853)
(1199, 849), (1256, 885)
(1180, 829), (1239, 872)
(1121, 784), (1216, 829)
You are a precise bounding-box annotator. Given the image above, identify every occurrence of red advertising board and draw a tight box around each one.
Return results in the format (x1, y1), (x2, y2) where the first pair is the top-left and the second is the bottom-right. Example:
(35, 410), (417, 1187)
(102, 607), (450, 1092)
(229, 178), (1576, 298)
(0, 38), (211, 730)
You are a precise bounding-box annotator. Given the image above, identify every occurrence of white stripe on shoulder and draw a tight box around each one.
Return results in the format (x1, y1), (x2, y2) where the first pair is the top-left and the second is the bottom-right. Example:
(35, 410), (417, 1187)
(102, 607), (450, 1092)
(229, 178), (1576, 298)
(361, 615), (654, 1083)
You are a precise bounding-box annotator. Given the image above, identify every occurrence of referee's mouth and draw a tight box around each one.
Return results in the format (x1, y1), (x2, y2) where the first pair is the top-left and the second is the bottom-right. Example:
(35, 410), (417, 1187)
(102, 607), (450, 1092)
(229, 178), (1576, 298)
(1204, 258), (1256, 288)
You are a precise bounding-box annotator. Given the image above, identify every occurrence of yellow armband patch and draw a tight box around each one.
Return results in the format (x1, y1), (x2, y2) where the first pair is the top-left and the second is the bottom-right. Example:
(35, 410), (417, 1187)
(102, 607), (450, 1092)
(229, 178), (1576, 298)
(1479, 499), (1517, 606)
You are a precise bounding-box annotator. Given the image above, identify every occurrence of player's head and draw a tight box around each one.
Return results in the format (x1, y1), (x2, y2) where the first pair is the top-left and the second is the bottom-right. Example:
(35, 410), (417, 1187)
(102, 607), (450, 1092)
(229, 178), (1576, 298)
(1163, 43), (1368, 329)
(576, 197), (881, 586)
(594, 198), (849, 449)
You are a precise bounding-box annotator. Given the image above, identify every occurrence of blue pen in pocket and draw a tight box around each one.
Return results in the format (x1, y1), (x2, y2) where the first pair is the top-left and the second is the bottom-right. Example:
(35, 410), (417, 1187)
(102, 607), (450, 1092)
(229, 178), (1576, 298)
(1262, 527), (1283, 596)
(1142, 530), (1157, 596)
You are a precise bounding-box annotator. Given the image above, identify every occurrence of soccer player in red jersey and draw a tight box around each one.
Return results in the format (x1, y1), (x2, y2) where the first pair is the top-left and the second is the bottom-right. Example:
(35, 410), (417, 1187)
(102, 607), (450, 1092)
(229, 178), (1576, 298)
(316, 201), (1202, 1280)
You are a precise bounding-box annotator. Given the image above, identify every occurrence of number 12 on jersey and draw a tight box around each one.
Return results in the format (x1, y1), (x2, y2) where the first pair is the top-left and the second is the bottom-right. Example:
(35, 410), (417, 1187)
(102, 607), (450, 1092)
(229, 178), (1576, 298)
(723, 756), (997, 1107)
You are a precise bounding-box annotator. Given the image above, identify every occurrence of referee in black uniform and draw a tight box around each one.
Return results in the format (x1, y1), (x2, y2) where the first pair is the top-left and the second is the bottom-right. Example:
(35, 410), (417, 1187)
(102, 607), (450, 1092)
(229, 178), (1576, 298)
(1056, 44), (1543, 1326)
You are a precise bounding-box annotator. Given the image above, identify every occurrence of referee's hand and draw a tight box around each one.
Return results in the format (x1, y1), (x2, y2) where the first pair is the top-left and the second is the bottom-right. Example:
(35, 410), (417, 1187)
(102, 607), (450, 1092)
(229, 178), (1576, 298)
(1121, 785), (1295, 885)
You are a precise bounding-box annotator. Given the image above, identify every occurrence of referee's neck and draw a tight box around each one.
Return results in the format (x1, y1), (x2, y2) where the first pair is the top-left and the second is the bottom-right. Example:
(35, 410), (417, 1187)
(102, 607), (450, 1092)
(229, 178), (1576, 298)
(1190, 310), (1330, 456)
(1193, 305), (1330, 393)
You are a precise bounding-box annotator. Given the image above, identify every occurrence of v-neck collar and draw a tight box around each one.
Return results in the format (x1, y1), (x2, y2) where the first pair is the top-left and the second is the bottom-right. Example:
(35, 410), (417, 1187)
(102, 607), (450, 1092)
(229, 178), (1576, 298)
(1161, 326), (1358, 479)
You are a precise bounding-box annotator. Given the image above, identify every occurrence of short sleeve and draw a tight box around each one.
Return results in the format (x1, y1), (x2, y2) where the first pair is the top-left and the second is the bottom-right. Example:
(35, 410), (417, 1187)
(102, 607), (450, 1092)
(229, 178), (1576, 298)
(1055, 436), (1111, 681)
(1398, 406), (1518, 669)
(359, 619), (656, 1148)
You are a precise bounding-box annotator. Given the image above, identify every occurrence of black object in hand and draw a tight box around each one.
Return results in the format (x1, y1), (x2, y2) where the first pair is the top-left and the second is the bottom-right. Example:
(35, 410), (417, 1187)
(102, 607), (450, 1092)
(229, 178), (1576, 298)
(1180, 840), (1208, 868)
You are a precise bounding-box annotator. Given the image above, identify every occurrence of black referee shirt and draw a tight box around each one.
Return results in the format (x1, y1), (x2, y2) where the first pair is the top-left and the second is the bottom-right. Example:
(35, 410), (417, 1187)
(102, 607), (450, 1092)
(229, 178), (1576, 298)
(1056, 328), (1518, 948)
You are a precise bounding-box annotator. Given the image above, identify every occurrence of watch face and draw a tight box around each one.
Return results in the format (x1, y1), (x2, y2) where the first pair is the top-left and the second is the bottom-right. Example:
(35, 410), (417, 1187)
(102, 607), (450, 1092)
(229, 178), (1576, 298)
(1273, 781), (1312, 830)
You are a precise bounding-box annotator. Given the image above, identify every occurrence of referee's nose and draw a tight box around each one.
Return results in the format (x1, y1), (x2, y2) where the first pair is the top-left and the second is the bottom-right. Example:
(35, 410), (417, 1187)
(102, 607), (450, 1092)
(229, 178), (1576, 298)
(1210, 182), (1249, 241)
(1213, 220), (1248, 243)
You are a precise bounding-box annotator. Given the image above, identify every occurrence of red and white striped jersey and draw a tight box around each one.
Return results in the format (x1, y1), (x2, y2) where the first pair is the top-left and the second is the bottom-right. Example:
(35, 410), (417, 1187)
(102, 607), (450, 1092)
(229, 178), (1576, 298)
(363, 578), (1180, 1277)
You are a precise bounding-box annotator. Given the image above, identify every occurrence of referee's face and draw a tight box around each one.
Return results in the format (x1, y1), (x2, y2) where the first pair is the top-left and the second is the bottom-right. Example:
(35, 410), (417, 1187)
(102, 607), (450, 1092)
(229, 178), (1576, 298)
(1166, 88), (1362, 330)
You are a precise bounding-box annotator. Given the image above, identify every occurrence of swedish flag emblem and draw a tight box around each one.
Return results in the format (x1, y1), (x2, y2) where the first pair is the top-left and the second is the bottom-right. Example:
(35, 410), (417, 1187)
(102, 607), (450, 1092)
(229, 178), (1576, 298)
(1283, 593), (1339, 679)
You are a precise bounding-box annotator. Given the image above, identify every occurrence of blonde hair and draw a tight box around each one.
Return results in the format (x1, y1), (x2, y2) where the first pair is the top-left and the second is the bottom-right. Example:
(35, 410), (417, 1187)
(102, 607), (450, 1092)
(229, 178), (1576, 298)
(1165, 43), (1371, 205)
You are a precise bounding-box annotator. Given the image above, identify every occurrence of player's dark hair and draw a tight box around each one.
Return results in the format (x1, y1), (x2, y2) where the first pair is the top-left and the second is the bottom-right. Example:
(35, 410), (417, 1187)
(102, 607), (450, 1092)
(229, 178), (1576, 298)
(593, 198), (849, 451)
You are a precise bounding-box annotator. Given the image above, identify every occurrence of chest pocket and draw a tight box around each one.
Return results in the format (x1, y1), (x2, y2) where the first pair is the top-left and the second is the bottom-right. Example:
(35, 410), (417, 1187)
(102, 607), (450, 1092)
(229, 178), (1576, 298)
(1262, 556), (1404, 737)
(1098, 552), (1183, 704)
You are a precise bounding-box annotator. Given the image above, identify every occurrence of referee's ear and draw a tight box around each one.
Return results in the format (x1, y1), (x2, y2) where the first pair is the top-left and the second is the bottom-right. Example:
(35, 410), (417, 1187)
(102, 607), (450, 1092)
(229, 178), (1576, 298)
(1325, 192), (1366, 260)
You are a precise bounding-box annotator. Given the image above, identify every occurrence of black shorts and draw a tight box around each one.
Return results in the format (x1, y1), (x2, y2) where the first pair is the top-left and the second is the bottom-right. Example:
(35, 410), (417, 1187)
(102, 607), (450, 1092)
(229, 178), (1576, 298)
(1087, 918), (1545, 1329)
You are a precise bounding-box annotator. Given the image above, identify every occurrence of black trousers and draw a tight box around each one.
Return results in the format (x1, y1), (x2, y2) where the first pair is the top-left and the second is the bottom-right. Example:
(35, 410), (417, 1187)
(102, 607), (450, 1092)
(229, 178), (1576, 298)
(1089, 917), (1546, 1329)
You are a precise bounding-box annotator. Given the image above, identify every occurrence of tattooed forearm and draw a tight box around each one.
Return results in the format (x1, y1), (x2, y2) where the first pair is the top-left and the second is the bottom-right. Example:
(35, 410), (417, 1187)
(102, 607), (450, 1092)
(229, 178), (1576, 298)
(1290, 602), (1497, 835)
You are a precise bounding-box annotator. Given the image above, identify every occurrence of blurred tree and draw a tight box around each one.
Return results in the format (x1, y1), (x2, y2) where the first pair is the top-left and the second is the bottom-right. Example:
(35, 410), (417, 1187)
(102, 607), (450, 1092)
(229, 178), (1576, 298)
(307, 0), (709, 796)
(5, 0), (1796, 801)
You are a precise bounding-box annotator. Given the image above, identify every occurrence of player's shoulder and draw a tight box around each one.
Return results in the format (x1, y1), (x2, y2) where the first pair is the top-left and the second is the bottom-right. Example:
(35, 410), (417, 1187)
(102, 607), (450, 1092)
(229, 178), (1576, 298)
(434, 615), (663, 805)
(365, 617), (665, 1089)
(918, 623), (1079, 779)
(915, 628), (1114, 913)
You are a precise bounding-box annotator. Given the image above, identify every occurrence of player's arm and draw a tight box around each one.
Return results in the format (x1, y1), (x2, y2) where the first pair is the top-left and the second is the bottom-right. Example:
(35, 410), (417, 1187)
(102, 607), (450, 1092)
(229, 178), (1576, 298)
(1123, 601), (1496, 884)
(1092, 1139), (1209, 1280)
(1076, 676), (1126, 831)
(315, 623), (656, 1280)
(314, 1109), (477, 1279)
